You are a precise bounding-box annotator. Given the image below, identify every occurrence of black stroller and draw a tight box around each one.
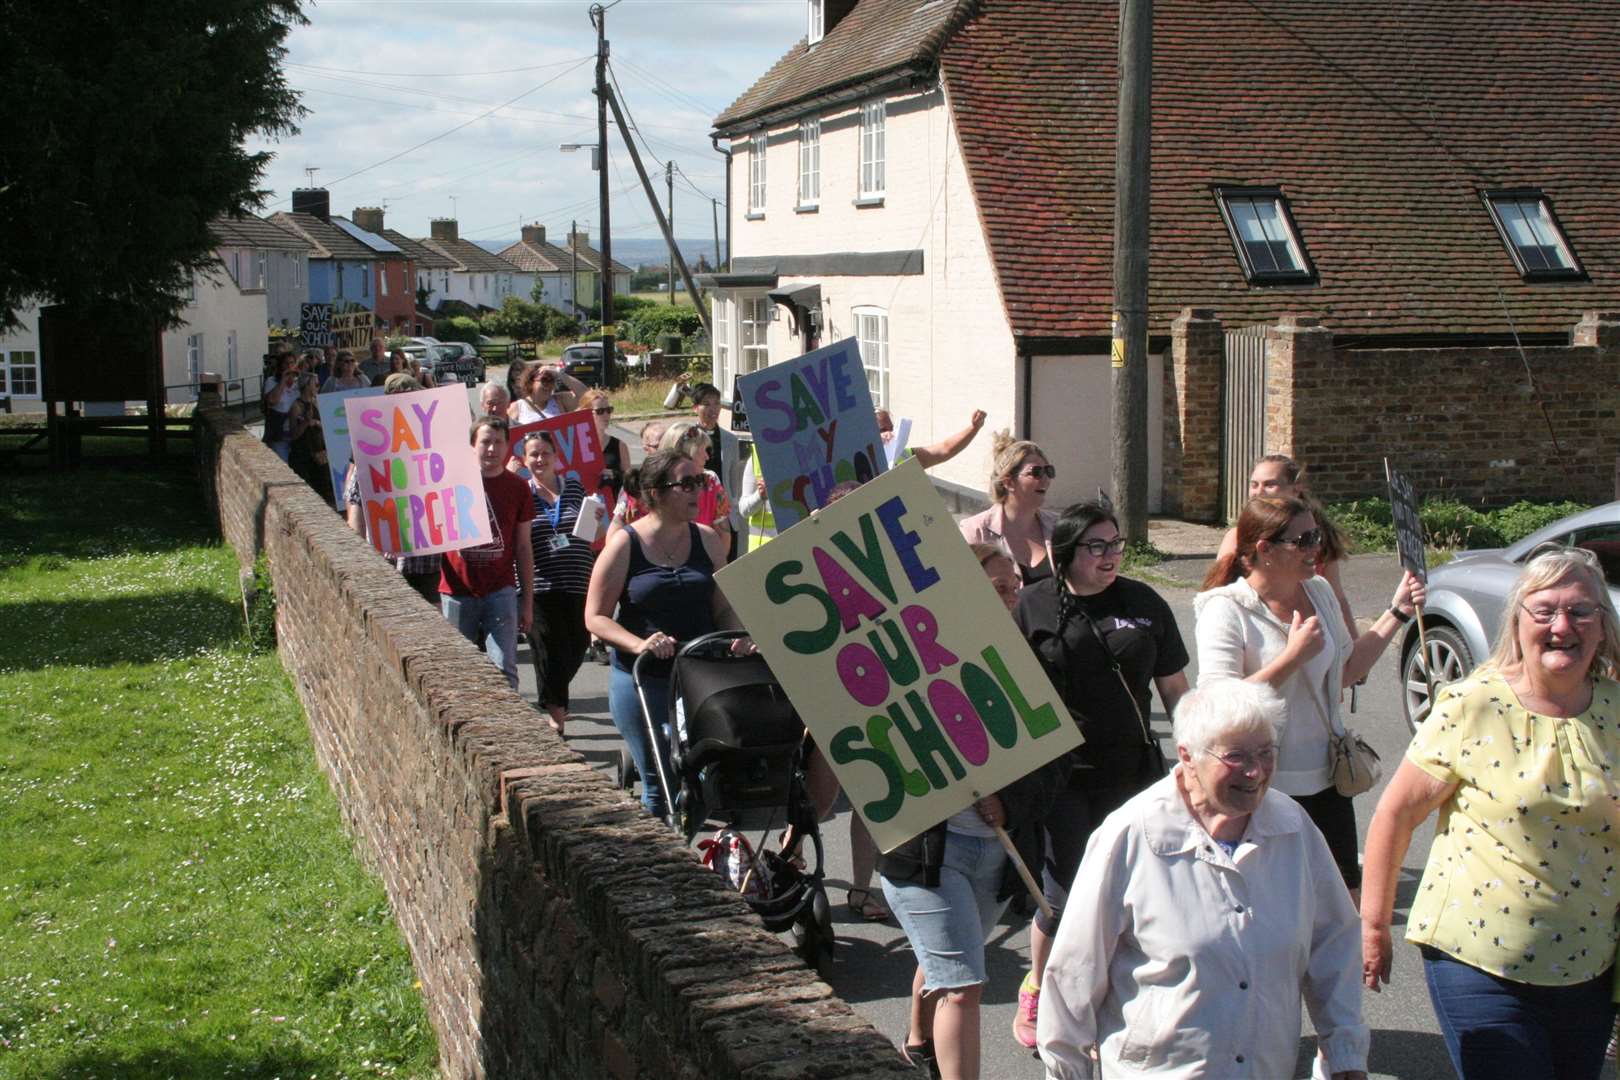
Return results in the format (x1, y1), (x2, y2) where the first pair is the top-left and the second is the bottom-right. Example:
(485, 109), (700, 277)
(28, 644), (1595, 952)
(622, 630), (834, 973)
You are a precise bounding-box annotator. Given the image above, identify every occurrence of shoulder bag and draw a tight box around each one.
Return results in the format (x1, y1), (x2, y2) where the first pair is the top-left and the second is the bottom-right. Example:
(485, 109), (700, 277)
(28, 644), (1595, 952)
(1072, 605), (1167, 778)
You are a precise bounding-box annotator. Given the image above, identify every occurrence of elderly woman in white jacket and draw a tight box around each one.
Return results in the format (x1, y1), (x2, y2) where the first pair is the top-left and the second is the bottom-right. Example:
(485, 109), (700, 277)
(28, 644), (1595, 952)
(1037, 679), (1370, 1080)
(1192, 495), (1421, 905)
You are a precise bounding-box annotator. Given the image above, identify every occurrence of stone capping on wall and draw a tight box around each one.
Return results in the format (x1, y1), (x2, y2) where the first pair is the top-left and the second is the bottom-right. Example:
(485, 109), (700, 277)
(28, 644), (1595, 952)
(193, 409), (911, 1080)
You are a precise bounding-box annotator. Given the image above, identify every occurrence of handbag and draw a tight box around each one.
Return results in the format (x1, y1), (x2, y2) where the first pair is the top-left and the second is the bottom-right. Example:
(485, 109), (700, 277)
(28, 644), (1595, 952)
(1302, 640), (1382, 796)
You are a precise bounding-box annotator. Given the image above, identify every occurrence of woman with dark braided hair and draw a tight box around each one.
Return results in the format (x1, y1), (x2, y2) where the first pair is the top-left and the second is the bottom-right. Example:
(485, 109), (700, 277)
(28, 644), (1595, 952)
(1007, 498), (1191, 1049)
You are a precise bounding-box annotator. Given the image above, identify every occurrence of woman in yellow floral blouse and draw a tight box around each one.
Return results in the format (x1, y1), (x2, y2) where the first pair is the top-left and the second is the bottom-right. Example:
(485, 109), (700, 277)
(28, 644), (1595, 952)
(1362, 546), (1620, 1080)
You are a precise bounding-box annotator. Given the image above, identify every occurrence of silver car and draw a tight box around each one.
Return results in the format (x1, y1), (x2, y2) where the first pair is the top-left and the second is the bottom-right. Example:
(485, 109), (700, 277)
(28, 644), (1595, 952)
(1399, 501), (1620, 730)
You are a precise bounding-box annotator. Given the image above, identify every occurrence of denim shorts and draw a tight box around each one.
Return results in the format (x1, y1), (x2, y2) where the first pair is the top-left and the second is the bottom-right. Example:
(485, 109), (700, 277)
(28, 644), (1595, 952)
(881, 830), (1009, 993)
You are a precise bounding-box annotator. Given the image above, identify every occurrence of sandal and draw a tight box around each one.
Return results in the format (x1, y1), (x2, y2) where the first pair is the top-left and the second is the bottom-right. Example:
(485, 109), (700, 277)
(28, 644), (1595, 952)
(846, 887), (891, 922)
(901, 1038), (941, 1078)
(1012, 970), (1039, 1048)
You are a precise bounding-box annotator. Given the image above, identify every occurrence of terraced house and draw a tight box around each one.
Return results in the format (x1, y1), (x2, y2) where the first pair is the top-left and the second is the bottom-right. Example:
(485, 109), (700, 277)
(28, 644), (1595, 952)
(708, 0), (1620, 512)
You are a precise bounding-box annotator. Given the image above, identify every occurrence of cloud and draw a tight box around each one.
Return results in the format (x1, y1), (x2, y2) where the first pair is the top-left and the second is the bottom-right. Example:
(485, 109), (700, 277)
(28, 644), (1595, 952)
(247, 0), (801, 249)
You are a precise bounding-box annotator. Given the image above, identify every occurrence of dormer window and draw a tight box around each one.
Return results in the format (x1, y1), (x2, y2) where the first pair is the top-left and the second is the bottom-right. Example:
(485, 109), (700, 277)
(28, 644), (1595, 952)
(1213, 186), (1316, 285)
(1484, 189), (1586, 282)
(808, 0), (824, 45)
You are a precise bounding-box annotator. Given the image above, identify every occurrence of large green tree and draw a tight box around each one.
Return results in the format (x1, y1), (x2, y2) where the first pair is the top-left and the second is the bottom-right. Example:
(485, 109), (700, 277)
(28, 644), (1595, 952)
(0, 0), (306, 330)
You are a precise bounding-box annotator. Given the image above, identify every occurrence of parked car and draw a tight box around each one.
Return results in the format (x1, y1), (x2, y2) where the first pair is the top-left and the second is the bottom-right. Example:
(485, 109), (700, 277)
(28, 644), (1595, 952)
(1398, 501), (1620, 731)
(403, 337), (484, 388)
(560, 342), (628, 388)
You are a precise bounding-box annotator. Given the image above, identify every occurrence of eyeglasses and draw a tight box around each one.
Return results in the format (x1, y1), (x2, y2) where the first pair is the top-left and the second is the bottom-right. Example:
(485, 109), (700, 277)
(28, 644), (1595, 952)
(1202, 745), (1277, 770)
(1520, 602), (1601, 626)
(1077, 537), (1128, 558)
(1270, 528), (1323, 551)
(656, 476), (704, 493)
(593, 405), (614, 415)
(1021, 464), (1057, 479)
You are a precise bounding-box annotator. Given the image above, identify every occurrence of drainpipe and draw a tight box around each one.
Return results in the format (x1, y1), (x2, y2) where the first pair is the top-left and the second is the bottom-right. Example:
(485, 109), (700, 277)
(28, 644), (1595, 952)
(711, 134), (733, 269)
(1018, 341), (1033, 440)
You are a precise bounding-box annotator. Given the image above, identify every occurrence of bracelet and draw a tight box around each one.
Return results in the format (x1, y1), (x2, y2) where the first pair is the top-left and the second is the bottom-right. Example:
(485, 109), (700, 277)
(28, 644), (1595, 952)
(1388, 606), (1413, 624)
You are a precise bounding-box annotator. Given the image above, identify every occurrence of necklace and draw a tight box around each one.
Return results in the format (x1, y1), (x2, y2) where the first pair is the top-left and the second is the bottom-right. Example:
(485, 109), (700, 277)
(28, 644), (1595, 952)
(645, 522), (686, 567)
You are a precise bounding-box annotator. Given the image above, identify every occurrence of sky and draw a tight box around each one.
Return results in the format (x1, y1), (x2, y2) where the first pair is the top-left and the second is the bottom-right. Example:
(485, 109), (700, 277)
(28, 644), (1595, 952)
(245, 0), (805, 253)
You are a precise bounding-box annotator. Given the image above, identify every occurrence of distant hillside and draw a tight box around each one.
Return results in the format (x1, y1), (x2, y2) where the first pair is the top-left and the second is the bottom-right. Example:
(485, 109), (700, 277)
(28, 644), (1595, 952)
(475, 237), (717, 269)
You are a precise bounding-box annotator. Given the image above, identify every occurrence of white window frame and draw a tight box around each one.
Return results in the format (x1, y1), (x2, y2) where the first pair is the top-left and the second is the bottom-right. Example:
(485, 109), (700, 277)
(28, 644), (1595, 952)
(798, 119), (821, 208)
(859, 100), (886, 199)
(256, 251), (268, 289)
(185, 333), (204, 383)
(336, 262), (345, 298)
(361, 263), (370, 298)
(226, 330), (238, 380)
(185, 273), (198, 304)
(808, 0), (824, 44)
(3, 350), (39, 398)
(712, 295), (733, 393)
(381, 263), (390, 297)
(852, 306), (889, 408)
(291, 252), (303, 288)
(740, 294), (771, 375)
(748, 133), (767, 215)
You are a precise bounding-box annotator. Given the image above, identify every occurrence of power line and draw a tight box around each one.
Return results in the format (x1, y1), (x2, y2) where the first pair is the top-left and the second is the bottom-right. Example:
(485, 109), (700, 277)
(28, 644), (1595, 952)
(287, 55), (594, 79)
(613, 55), (721, 119)
(270, 56), (593, 204)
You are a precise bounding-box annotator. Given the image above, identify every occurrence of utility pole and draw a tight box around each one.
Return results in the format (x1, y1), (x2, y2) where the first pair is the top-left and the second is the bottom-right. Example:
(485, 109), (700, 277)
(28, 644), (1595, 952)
(666, 161), (676, 304)
(570, 217), (579, 321)
(591, 4), (617, 387)
(1111, 0), (1151, 543)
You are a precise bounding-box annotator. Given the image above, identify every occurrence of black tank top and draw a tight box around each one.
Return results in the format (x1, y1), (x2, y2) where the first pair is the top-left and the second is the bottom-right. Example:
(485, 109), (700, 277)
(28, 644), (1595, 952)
(612, 523), (717, 675)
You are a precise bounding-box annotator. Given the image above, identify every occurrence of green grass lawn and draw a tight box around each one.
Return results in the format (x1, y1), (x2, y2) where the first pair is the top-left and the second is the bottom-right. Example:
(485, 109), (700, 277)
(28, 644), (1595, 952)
(0, 451), (435, 1079)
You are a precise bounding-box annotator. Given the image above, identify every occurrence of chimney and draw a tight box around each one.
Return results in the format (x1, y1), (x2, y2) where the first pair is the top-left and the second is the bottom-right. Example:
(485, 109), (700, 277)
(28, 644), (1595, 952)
(521, 223), (547, 246)
(292, 188), (331, 221)
(568, 229), (590, 250)
(351, 206), (385, 233)
(430, 218), (459, 243)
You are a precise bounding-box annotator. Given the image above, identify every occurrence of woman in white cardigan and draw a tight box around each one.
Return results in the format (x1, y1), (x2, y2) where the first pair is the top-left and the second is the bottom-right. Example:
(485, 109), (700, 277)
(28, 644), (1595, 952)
(1036, 679), (1369, 1080)
(1193, 495), (1421, 905)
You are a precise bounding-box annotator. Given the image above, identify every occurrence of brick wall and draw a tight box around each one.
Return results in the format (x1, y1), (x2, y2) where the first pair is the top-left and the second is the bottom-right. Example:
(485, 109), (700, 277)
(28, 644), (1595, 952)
(1163, 311), (1620, 518)
(194, 411), (910, 1080)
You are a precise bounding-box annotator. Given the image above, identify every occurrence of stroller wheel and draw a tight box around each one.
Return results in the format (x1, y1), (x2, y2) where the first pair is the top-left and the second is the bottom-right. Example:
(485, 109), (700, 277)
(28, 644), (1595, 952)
(793, 886), (836, 977)
(617, 747), (637, 793)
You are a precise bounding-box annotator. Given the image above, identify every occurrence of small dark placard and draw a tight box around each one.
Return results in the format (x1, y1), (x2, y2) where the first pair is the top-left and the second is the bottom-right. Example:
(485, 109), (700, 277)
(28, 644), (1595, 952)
(1385, 459), (1427, 584)
(300, 302), (333, 346)
(729, 373), (749, 433)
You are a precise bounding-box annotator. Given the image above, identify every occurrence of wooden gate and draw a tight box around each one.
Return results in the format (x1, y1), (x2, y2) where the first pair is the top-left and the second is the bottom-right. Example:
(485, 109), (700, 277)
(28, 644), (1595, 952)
(1222, 325), (1269, 523)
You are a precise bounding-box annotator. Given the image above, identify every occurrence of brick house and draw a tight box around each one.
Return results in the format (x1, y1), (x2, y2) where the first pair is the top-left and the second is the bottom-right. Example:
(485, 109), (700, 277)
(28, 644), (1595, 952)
(710, 0), (1620, 513)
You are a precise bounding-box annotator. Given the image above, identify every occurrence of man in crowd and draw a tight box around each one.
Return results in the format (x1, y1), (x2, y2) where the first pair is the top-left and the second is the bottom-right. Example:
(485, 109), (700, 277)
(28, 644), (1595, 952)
(439, 415), (535, 690)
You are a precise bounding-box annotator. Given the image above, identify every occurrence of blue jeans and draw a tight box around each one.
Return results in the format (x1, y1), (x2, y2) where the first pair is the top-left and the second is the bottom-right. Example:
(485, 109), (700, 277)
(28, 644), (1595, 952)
(441, 587), (519, 690)
(1421, 946), (1616, 1080)
(881, 831), (1009, 992)
(608, 664), (671, 817)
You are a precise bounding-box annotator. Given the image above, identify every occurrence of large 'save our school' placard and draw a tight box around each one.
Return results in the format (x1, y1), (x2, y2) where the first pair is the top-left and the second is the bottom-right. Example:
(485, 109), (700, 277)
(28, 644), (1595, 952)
(737, 338), (887, 533)
(716, 459), (1081, 852)
(350, 385), (487, 557)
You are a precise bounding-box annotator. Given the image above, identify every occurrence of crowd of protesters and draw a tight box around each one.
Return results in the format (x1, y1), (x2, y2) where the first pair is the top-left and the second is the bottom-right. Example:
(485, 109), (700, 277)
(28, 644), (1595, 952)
(260, 342), (1620, 1080)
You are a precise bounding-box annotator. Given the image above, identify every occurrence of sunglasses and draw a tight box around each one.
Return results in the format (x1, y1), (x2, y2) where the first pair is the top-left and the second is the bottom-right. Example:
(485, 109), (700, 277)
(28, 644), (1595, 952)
(1270, 528), (1323, 550)
(656, 476), (704, 493)
(593, 405), (614, 415)
(1021, 464), (1057, 479)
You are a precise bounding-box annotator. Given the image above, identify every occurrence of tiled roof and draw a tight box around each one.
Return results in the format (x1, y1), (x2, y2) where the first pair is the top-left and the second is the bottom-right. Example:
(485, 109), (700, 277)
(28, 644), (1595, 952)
(379, 229), (457, 269)
(714, 0), (971, 132)
(268, 211), (382, 261)
(418, 237), (523, 275)
(939, 0), (1620, 340)
(558, 238), (632, 277)
(210, 213), (310, 252)
(498, 238), (568, 274)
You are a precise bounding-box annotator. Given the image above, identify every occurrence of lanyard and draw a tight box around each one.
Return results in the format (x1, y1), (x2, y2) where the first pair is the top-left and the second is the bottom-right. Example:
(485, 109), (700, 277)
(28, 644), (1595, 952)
(531, 480), (563, 529)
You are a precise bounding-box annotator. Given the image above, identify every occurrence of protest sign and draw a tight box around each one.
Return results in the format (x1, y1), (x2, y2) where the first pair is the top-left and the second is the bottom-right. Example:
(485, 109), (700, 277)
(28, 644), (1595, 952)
(350, 385), (486, 557)
(300, 302), (333, 347)
(508, 410), (605, 494)
(1385, 459), (1427, 583)
(729, 373), (750, 433)
(737, 337), (887, 532)
(315, 385), (386, 510)
(884, 417), (913, 468)
(331, 310), (375, 350)
(716, 458), (1081, 852)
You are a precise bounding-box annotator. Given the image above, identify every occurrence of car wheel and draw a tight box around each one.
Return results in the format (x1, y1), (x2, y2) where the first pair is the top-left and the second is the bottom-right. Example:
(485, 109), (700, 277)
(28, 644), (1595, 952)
(1401, 624), (1472, 733)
